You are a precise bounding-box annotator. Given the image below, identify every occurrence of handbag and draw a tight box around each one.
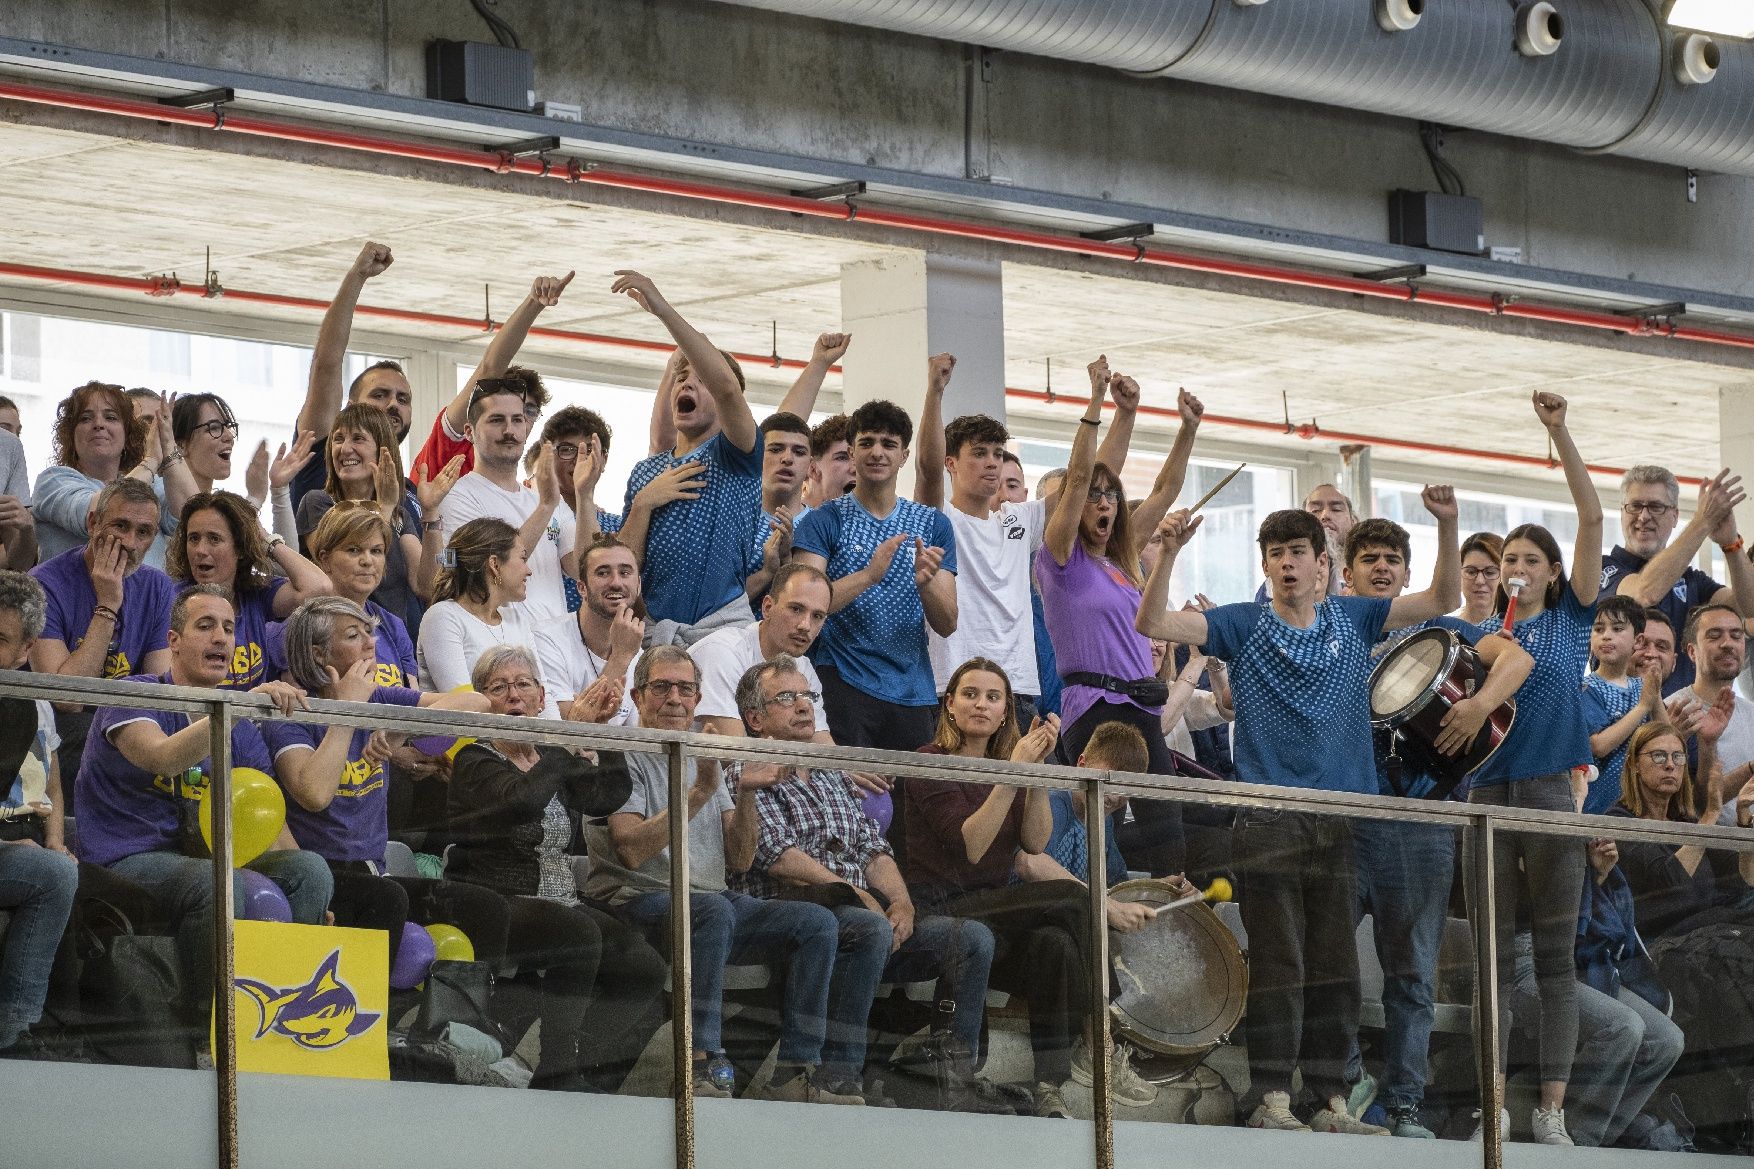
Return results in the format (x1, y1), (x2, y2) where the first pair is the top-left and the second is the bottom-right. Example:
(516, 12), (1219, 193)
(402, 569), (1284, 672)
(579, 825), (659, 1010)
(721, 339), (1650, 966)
(412, 958), (510, 1056)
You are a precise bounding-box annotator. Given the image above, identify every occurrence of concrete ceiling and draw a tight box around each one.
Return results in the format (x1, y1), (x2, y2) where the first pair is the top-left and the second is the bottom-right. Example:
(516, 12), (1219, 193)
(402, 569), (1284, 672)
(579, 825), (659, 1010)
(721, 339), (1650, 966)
(0, 117), (1744, 483)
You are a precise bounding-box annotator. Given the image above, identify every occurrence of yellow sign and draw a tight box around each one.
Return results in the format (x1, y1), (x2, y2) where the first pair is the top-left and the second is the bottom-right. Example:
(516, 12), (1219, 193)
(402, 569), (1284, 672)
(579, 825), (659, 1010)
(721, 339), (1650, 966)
(217, 920), (389, 1080)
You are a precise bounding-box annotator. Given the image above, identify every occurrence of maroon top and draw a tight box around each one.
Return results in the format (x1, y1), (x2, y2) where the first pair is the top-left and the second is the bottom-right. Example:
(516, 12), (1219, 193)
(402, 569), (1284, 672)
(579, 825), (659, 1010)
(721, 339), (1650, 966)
(902, 745), (1025, 900)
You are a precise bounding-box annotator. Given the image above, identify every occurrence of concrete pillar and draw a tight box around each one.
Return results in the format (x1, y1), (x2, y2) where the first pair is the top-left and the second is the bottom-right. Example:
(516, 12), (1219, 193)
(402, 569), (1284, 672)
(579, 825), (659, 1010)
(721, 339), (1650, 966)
(840, 254), (1005, 498)
(1721, 384), (1754, 550)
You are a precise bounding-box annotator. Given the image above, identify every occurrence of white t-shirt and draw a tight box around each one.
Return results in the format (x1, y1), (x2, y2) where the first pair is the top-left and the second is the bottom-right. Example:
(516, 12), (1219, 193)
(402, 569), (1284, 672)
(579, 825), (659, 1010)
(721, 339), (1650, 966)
(691, 620), (829, 734)
(927, 498), (1045, 695)
(440, 472), (575, 623)
(1709, 689), (1754, 825)
(532, 614), (640, 727)
(416, 600), (556, 719)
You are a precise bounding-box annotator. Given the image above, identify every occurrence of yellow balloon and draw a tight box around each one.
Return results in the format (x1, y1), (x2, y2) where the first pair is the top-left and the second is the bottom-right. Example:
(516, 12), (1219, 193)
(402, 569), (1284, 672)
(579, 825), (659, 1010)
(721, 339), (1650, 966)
(424, 922), (474, 963)
(198, 767), (287, 867)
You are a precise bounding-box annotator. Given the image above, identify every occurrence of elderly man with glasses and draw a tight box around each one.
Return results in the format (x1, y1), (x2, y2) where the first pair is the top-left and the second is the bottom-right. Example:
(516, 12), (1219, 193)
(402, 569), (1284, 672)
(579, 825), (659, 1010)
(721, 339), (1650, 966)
(1602, 465), (1754, 692)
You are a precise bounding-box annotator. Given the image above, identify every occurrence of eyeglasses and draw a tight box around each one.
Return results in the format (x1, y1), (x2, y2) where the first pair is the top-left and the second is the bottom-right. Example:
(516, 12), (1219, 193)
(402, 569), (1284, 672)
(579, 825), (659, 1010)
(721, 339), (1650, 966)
(1086, 489), (1122, 505)
(763, 689), (821, 707)
(189, 419), (240, 441)
(553, 443), (580, 460)
(1622, 501), (1676, 518)
(642, 679), (699, 699)
(1462, 566), (1500, 581)
(482, 677), (541, 698)
(1639, 750), (1687, 768)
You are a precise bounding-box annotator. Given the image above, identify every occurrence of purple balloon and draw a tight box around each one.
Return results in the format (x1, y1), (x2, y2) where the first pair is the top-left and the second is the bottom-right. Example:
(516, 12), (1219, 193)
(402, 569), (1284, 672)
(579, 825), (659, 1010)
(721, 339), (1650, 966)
(860, 789), (893, 836)
(389, 920), (437, 990)
(237, 868), (292, 923)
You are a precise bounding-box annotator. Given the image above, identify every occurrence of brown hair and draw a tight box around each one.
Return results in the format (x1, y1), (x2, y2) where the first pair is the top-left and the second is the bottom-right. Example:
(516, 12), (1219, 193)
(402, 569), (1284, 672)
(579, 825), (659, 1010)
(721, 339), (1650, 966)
(53, 381), (146, 472)
(1619, 721), (1691, 820)
(433, 517), (518, 605)
(324, 404), (404, 502)
(1088, 461), (1142, 589)
(933, 657), (1021, 760)
(168, 492), (274, 597)
(1495, 523), (1567, 613)
(1081, 721), (1149, 774)
(308, 504), (393, 565)
(1461, 530), (1504, 564)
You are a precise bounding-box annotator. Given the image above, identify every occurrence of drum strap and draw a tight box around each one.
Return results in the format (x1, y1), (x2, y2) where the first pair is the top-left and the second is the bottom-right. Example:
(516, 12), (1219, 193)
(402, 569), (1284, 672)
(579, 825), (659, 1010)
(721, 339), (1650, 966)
(1384, 735), (1407, 799)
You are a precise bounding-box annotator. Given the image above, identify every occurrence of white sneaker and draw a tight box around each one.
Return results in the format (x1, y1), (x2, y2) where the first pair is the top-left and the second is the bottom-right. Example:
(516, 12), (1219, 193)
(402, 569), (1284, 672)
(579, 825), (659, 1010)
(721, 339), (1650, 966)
(1469, 1107), (1510, 1142)
(1310, 1096), (1390, 1135)
(1068, 1039), (1158, 1106)
(1248, 1090), (1310, 1132)
(1531, 1105), (1573, 1146)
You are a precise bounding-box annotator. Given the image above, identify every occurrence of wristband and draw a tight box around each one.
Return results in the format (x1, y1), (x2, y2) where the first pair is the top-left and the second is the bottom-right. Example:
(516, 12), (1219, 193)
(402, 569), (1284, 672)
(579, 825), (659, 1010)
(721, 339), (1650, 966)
(266, 533), (287, 552)
(1079, 417), (1100, 427)
(422, 516), (444, 531)
(1721, 536), (1745, 555)
(92, 605), (119, 624)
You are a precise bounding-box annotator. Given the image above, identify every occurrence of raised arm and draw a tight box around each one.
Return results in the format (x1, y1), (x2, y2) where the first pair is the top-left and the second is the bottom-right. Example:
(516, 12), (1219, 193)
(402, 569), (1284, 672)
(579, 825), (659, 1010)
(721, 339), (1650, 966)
(1094, 374), (1140, 476)
(648, 350), (682, 457)
(1385, 485), (1461, 630)
(1131, 386), (1205, 537)
(268, 534), (334, 618)
(777, 332), (851, 421)
(1533, 392), (1602, 606)
(515, 443), (563, 564)
(913, 353), (955, 509)
(1043, 358), (1110, 565)
(1617, 469), (1744, 610)
(298, 243), (394, 437)
(444, 272), (574, 437)
(1135, 510), (1212, 645)
(613, 271), (754, 453)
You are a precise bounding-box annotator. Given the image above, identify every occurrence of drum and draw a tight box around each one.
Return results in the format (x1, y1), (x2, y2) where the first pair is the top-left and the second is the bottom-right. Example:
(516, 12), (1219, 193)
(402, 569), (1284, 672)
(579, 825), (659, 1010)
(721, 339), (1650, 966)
(1107, 878), (1247, 1084)
(1368, 626), (1515, 789)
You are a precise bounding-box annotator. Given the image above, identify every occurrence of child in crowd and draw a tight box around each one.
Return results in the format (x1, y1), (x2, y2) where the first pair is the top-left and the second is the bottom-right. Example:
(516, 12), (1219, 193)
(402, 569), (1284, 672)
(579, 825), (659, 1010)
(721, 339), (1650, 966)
(1581, 594), (1663, 816)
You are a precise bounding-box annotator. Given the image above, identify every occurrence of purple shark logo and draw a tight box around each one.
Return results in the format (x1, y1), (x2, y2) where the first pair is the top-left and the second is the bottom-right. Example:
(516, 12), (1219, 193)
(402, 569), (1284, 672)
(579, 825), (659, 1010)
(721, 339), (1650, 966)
(236, 950), (381, 1050)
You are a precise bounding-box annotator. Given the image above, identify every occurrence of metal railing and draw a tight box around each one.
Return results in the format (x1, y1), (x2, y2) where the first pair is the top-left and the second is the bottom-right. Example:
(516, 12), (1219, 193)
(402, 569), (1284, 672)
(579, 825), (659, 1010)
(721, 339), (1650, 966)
(19, 668), (1754, 1169)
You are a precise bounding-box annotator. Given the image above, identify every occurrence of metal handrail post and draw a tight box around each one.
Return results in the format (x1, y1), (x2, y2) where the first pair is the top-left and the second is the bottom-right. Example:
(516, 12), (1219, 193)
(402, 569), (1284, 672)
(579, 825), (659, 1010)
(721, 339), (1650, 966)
(1083, 774), (1113, 1169)
(208, 700), (238, 1169)
(667, 739), (696, 1169)
(1470, 815), (1502, 1169)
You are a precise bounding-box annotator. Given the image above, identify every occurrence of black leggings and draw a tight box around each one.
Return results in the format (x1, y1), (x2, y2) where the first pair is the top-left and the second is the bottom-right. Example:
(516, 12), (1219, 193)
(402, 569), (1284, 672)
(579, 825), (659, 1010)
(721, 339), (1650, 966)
(1058, 699), (1186, 877)
(924, 879), (1091, 1085)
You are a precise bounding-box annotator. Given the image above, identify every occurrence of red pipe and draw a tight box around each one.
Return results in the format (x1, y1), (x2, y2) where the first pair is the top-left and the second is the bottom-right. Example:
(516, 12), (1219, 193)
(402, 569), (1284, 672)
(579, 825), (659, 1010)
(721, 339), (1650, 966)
(3, 78), (1752, 354)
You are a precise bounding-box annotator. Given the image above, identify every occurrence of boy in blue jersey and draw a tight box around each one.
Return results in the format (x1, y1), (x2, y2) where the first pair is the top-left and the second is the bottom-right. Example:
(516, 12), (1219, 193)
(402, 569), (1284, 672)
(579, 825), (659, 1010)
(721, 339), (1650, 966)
(1136, 490), (1459, 1136)
(793, 399), (958, 751)
(1581, 595), (1662, 816)
(1340, 518), (1532, 1138)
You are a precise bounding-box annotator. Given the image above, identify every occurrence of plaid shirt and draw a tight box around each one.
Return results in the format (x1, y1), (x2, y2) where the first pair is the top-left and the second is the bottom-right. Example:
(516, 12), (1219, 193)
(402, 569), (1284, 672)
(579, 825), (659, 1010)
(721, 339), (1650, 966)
(725, 761), (892, 898)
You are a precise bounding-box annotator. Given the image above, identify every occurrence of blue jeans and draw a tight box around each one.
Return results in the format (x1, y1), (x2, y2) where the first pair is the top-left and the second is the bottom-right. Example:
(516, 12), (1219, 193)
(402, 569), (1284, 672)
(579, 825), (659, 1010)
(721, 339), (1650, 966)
(109, 849), (333, 1016)
(1347, 818), (1456, 1111)
(0, 844), (77, 1047)
(1509, 934), (1683, 1147)
(623, 889), (837, 1063)
(822, 907), (997, 1081)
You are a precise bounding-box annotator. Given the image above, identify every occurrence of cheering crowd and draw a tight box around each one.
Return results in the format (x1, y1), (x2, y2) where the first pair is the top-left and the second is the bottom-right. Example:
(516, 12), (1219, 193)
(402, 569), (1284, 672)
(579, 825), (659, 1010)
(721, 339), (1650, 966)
(3, 241), (1754, 1150)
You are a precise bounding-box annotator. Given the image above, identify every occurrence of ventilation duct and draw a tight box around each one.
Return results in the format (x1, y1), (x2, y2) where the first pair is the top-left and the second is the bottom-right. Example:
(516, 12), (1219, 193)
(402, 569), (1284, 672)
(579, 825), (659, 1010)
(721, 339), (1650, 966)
(714, 0), (1754, 175)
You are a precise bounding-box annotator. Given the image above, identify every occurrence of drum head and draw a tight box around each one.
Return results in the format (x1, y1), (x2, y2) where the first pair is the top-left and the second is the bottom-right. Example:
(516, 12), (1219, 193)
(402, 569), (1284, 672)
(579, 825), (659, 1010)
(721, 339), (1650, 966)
(1369, 628), (1450, 721)
(1107, 879), (1247, 1058)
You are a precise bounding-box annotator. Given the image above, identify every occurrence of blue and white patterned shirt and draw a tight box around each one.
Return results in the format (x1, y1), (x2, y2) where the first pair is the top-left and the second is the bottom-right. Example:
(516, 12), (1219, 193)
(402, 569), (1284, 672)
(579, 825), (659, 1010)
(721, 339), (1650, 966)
(1581, 672), (1643, 814)
(1472, 589), (1596, 786)
(625, 432), (762, 626)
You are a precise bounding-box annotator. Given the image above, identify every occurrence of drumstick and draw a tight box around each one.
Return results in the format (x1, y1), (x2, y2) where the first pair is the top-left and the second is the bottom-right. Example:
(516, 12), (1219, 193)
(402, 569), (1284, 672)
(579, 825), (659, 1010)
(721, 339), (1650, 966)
(1502, 576), (1528, 634)
(1153, 890), (1205, 915)
(1188, 463), (1247, 517)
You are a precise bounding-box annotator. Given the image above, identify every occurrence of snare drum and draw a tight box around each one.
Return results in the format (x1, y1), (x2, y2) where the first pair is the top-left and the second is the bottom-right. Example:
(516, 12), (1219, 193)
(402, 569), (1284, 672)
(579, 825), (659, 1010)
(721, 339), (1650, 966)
(1107, 878), (1247, 1084)
(1369, 626), (1515, 789)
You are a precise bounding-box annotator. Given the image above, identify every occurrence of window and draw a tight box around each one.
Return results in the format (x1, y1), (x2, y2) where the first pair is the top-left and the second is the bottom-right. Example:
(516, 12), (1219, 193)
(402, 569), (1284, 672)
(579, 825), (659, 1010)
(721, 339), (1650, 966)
(1373, 478), (1620, 592)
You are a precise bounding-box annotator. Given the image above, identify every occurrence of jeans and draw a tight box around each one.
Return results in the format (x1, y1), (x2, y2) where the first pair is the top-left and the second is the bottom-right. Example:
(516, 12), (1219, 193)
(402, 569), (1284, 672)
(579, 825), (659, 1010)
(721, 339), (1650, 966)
(109, 849), (332, 1016)
(1234, 808), (1360, 1104)
(1508, 933), (1683, 1147)
(623, 889), (838, 1063)
(1466, 775), (1585, 1082)
(1346, 818), (1456, 1111)
(0, 844), (77, 1046)
(821, 907), (998, 1080)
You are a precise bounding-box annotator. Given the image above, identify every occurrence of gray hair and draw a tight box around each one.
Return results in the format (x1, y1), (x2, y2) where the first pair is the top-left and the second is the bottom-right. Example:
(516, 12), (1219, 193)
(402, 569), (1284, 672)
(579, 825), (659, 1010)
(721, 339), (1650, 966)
(735, 654), (804, 718)
(633, 644), (699, 690)
(1035, 467), (1068, 499)
(0, 570), (46, 640)
(471, 644), (541, 692)
(1621, 464), (1680, 508)
(89, 475), (161, 524)
(281, 596), (377, 692)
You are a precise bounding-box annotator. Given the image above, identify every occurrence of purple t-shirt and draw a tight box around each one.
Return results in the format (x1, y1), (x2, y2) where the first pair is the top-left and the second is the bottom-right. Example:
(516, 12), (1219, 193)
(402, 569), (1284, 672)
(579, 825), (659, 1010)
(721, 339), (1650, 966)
(265, 600), (417, 689)
(32, 548), (176, 679)
(1034, 541), (1159, 730)
(74, 673), (276, 866)
(261, 685), (422, 864)
(198, 579), (284, 690)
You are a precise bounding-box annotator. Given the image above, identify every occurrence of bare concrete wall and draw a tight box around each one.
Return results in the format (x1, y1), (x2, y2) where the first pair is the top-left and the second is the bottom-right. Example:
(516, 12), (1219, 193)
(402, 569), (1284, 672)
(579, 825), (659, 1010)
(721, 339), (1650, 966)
(7, 0), (1753, 296)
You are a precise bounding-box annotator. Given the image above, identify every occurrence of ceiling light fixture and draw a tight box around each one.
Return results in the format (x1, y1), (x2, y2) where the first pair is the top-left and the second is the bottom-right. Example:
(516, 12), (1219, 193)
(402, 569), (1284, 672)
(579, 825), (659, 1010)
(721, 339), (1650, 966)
(1666, 0), (1754, 40)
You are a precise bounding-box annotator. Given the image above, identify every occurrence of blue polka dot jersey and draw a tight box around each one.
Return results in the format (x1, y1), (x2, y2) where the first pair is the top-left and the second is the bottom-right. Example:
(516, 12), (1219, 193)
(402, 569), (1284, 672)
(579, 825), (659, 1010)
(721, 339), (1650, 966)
(1472, 588), (1596, 786)
(624, 432), (761, 626)
(1581, 671), (1643, 814)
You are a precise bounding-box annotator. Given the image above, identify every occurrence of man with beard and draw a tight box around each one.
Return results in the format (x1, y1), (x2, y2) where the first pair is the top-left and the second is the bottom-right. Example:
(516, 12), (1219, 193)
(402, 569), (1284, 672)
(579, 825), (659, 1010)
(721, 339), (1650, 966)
(438, 382), (580, 623)
(534, 535), (646, 726)
(1603, 465), (1753, 692)
(694, 562), (834, 740)
(1678, 604), (1754, 824)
